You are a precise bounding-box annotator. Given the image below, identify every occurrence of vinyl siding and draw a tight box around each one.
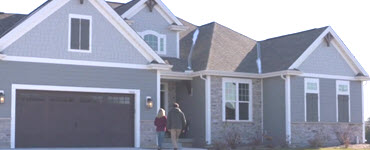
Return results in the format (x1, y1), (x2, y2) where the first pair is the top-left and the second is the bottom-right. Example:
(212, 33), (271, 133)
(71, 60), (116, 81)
(0, 61), (157, 120)
(298, 41), (356, 76)
(263, 77), (286, 144)
(3, 0), (148, 65)
(129, 6), (178, 58)
(290, 77), (362, 123)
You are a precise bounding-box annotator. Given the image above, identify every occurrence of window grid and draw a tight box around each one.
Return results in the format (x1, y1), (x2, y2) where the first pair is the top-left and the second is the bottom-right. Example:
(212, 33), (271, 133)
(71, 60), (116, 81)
(223, 79), (252, 122)
(139, 30), (166, 55)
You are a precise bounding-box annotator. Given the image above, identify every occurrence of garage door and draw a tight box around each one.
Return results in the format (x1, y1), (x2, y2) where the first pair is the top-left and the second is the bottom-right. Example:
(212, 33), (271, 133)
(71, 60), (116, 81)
(15, 90), (135, 148)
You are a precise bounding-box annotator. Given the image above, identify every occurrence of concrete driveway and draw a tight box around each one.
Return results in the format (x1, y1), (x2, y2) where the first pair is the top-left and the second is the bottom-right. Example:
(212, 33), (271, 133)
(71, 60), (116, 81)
(2, 148), (207, 150)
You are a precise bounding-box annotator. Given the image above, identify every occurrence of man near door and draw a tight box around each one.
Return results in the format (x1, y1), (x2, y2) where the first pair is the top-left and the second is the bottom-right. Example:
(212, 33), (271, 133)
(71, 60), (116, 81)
(167, 103), (186, 150)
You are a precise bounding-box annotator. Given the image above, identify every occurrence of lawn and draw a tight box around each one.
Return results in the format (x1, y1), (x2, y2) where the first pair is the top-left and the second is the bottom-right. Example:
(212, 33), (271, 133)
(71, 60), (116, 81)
(233, 144), (370, 150)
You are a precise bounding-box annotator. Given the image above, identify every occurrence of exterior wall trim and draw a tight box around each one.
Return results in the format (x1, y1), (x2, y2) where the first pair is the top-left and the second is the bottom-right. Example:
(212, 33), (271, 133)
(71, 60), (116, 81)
(221, 77), (253, 122)
(335, 80), (351, 122)
(362, 81), (366, 143)
(304, 78), (320, 122)
(161, 71), (370, 81)
(10, 84), (141, 148)
(0, 56), (172, 70)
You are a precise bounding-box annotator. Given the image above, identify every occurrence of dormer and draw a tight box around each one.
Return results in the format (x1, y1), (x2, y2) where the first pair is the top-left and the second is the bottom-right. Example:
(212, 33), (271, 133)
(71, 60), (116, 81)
(117, 0), (187, 58)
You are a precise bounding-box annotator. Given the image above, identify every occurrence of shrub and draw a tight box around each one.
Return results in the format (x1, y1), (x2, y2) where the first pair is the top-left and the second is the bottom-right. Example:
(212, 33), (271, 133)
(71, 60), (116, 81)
(308, 129), (329, 148)
(213, 140), (228, 150)
(224, 128), (241, 149)
(333, 125), (356, 148)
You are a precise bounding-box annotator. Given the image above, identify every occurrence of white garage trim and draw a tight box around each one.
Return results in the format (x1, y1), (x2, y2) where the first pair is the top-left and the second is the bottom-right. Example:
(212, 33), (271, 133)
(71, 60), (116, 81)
(11, 84), (141, 148)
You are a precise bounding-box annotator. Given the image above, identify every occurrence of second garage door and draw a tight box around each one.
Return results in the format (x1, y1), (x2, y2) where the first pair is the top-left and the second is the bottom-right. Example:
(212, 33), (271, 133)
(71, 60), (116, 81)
(15, 90), (135, 148)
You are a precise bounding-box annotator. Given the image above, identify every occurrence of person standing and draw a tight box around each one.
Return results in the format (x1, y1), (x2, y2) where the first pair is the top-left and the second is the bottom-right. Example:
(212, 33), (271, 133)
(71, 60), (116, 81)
(167, 103), (186, 150)
(154, 108), (167, 150)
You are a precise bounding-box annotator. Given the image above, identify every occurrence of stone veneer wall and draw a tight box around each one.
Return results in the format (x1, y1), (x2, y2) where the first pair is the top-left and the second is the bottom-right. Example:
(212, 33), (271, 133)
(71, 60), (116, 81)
(140, 120), (157, 148)
(291, 122), (363, 147)
(210, 76), (262, 145)
(0, 119), (10, 148)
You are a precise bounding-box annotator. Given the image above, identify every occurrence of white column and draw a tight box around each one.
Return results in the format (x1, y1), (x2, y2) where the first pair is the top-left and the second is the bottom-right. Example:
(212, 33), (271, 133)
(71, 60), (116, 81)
(205, 76), (212, 144)
(285, 75), (291, 144)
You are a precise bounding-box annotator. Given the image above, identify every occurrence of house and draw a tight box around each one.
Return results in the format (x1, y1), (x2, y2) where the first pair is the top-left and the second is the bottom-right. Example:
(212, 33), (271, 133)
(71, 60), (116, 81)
(0, 0), (368, 148)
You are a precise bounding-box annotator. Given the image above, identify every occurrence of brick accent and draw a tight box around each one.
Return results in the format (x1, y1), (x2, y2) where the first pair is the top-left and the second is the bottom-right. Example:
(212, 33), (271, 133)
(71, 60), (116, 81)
(140, 120), (157, 148)
(0, 118), (10, 148)
(210, 76), (262, 145)
(291, 122), (363, 147)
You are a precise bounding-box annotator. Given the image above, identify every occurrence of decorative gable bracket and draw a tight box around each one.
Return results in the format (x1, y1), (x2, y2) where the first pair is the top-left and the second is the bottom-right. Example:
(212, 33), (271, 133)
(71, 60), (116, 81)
(146, 0), (157, 12)
(324, 33), (333, 47)
(80, 0), (84, 4)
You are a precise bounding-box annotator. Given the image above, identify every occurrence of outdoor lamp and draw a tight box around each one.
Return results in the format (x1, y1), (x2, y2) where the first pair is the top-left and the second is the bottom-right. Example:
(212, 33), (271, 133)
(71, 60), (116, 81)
(0, 91), (4, 104)
(146, 96), (153, 109)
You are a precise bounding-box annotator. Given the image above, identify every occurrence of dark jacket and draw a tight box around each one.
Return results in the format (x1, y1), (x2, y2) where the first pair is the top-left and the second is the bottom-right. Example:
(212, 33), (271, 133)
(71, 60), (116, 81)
(167, 108), (186, 130)
(154, 116), (167, 131)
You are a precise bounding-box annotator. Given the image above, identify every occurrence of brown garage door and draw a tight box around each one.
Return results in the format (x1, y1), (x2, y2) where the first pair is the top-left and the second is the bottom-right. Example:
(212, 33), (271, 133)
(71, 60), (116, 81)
(15, 90), (135, 148)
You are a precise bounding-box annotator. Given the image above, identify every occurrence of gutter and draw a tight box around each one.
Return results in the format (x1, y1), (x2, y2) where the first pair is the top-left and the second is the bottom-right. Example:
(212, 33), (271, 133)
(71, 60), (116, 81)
(161, 69), (303, 80)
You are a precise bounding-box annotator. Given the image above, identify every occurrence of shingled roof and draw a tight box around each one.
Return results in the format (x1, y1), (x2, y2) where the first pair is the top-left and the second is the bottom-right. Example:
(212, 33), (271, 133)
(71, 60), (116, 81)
(0, 0), (329, 74)
(164, 20), (327, 73)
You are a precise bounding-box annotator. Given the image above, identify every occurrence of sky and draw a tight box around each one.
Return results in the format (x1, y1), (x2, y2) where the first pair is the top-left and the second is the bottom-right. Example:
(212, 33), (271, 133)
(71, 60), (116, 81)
(0, 0), (369, 119)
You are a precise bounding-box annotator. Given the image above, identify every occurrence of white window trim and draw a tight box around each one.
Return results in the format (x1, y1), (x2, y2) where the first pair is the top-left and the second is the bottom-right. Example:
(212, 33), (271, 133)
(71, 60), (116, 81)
(138, 30), (167, 55)
(222, 78), (253, 122)
(336, 80), (351, 122)
(304, 78), (320, 122)
(68, 14), (92, 53)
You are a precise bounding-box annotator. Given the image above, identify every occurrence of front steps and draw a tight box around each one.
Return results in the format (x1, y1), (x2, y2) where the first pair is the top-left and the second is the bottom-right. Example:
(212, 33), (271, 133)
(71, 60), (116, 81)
(161, 138), (193, 149)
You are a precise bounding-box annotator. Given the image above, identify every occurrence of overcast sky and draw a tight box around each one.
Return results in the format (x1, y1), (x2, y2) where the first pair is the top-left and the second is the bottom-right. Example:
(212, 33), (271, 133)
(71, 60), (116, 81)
(0, 0), (369, 119)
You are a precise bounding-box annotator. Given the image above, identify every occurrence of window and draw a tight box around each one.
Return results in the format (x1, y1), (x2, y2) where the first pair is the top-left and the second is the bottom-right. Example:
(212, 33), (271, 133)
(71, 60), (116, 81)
(304, 78), (320, 122)
(336, 80), (350, 122)
(69, 14), (92, 52)
(222, 78), (252, 121)
(139, 30), (166, 55)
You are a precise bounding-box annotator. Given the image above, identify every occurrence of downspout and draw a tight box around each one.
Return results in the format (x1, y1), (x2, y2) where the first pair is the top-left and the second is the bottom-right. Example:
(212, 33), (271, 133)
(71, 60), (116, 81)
(200, 74), (211, 145)
(281, 74), (291, 145)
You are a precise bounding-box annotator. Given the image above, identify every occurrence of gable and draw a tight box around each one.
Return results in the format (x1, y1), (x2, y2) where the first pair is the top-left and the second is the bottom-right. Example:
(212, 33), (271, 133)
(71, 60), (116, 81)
(130, 5), (178, 58)
(298, 40), (356, 76)
(2, 0), (149, 65)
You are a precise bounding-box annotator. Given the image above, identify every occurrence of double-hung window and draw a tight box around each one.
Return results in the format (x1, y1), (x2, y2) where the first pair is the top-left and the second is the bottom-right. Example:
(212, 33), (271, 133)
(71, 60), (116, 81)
(222, 78), (253, 121)
(69, 14), (92, 52)
(336, 80), (350, 122)
(139, 30), (166, 55)
(304, 78), (319, 122)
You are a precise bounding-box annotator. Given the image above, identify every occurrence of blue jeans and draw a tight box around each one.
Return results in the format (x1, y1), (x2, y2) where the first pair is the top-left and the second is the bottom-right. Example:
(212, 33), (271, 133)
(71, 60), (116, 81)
(157, 131), (165, 148)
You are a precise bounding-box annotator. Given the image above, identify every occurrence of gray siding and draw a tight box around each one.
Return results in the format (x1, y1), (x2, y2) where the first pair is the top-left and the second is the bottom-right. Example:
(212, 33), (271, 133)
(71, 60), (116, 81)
(176, 77), (205, 147)
(3, 0), (148, 65)
(263, 77), (286, 144)
(319, 79), (337, 122)
(290, 77), (363, 123)
(298, 41), (356, 76)
(350, 81), (362, 123)
(290, 77), (305, 122)
(130, 6), (178, 58)
(0, 61), (158, 120)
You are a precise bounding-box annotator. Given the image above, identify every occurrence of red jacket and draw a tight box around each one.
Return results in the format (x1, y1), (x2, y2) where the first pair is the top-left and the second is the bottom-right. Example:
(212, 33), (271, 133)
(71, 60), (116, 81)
(154, 116), (167, 131)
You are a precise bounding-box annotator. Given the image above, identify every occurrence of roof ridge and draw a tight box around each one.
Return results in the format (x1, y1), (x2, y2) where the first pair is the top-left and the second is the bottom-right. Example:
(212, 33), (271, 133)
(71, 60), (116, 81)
(212, 22), (257, 42)
(261, 26), (329, 42)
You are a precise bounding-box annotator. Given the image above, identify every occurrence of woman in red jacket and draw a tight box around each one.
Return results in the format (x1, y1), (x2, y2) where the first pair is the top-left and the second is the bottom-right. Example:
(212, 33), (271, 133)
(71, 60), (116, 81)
(154, 108), (167, 150)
